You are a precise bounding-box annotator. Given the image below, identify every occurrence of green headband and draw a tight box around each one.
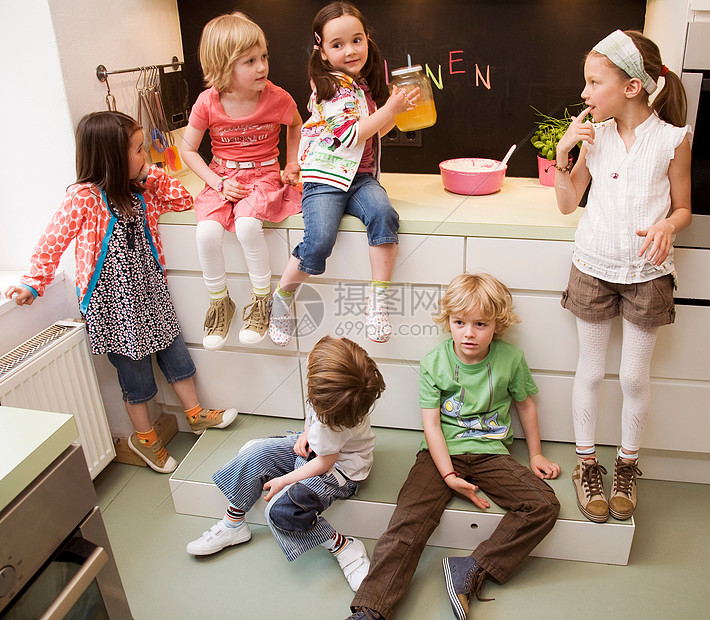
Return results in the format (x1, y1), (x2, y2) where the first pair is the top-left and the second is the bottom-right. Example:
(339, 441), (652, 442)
(593, 30), (657, 94)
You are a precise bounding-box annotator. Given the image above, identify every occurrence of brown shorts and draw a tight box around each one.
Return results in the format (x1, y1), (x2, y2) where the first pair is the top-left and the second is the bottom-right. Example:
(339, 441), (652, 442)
(561, 265), (675, 328)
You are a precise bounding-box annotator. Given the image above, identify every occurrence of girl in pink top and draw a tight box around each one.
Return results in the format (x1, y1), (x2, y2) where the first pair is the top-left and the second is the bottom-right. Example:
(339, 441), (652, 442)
(180, 11), (302, 350)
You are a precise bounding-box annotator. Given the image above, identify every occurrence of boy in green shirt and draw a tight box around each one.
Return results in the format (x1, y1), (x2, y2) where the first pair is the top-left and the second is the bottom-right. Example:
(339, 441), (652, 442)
(348, 273), (560, 620)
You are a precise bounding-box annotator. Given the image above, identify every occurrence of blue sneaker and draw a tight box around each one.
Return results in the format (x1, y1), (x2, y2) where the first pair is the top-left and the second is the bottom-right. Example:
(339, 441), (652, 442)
(442, 555), (486, 620)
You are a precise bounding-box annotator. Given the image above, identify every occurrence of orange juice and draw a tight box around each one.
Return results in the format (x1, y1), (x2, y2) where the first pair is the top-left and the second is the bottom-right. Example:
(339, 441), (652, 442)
(390, 65), (437, 132)
(395, 98), (437, 131)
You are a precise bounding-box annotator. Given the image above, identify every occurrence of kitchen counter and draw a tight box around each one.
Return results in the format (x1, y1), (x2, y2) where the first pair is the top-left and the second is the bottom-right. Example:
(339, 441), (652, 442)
(0, 406), (78, 512)
(161, 172), (583, 241)
(161, 170), (708, 247)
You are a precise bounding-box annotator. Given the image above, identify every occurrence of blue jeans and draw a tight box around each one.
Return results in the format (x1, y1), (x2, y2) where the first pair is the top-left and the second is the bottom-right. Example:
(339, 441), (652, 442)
(107, 334), (196, 404)
(213, 434), (359, 561)
(293, 174), (400, 275)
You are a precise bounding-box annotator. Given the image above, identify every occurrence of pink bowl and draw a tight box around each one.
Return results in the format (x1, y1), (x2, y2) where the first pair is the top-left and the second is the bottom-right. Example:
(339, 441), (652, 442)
(439, 158), (507, 195)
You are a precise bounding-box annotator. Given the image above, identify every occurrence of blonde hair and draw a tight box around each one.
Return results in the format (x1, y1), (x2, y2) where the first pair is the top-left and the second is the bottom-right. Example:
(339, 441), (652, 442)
(307, 336), (385, 430)
(198, 12), (267, 93)
(434, 273), (520, 336)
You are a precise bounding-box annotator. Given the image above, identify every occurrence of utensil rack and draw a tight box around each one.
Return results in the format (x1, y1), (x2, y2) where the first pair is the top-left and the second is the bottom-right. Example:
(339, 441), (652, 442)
(96, 56), (183, 82)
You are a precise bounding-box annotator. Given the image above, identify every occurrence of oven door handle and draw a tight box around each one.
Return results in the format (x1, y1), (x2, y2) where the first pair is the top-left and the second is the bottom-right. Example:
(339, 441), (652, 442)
(39, 540), (108, 620)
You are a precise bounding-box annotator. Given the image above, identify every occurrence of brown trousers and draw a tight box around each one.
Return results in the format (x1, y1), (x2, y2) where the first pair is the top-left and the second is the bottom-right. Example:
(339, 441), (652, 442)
(350, 450), (560, 619)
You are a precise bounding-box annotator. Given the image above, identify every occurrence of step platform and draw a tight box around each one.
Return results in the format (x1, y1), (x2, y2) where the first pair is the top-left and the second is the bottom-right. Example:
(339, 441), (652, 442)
(169, 414), (634, 565)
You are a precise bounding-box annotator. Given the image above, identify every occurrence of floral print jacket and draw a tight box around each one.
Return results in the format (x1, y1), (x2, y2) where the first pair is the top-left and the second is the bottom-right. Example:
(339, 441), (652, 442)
(298, 72), (380, 191)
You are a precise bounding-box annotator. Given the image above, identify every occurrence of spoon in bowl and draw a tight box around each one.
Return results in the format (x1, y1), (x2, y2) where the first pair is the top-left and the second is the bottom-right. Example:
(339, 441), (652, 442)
(497, 144), (517, 170)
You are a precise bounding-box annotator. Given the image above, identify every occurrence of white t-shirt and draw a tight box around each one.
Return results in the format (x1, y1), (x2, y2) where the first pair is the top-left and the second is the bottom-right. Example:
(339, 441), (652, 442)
(573, 113), (690, 284)
(305, 403), (376, 481)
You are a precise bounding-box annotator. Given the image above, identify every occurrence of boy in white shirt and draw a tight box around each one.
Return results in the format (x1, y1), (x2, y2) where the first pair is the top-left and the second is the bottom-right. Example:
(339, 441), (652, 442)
(186, 336), (385, 592)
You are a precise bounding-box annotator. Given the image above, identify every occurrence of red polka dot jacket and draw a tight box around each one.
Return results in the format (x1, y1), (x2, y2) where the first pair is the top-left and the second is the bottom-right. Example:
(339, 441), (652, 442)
(21, 166), (193, 313)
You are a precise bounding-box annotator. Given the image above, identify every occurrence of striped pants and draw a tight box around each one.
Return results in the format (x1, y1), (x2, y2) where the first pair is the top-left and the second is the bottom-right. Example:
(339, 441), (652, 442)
(212, 434), (359, 561)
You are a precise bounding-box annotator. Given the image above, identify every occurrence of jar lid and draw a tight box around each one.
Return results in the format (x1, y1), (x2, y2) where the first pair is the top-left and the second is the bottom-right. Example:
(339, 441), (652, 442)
(391, 65), (423, 76)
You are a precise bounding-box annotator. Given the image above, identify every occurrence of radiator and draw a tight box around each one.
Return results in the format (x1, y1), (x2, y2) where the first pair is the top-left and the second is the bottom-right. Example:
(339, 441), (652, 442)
(0, 320), (115, 479)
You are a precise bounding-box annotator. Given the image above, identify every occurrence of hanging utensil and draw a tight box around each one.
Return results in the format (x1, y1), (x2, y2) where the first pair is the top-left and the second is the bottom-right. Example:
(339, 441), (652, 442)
(104, 74), (117, 111)
(152, 65), (182, 171)
(141, 90), (168, 153)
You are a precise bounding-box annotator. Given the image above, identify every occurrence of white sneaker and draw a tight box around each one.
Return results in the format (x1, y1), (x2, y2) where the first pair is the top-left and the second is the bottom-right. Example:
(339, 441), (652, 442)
(334, 537), (370, 591)
(186, 520), (252, 556)
(365, 288), (392, 343)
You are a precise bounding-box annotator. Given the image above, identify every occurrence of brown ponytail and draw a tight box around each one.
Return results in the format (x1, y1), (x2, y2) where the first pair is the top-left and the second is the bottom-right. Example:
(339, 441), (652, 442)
(624, 30), (687, 127)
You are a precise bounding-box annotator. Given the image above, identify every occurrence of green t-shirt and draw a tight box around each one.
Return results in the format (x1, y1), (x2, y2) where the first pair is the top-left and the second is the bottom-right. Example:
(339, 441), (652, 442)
(419, 339), (538, 455)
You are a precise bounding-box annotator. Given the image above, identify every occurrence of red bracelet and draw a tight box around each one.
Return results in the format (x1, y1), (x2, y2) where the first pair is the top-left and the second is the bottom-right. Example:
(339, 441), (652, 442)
(442, 471), (459, 480)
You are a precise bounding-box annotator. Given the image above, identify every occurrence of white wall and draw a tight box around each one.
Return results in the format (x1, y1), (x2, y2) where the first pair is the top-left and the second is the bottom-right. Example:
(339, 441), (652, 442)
(0, 0), (76, 271)
(0, 0), (186, 437)
(48, 0), (185, 127)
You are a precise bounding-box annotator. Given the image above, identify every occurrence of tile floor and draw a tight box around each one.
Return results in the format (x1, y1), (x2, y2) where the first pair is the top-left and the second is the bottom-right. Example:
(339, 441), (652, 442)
(95, 432), (710, 620)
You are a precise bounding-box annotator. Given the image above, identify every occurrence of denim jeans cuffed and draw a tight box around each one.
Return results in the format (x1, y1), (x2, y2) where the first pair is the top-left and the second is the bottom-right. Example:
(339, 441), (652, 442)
(293, 174), (399, 275)
(107, 333), (196, 404)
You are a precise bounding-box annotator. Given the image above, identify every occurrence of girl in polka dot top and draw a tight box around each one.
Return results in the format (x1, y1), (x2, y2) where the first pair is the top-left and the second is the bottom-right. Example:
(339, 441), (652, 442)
(5, 111), (238, 473)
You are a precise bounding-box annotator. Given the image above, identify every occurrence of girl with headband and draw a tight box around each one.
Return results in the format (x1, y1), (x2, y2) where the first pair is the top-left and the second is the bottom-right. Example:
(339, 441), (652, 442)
(554, 30), (691, 523)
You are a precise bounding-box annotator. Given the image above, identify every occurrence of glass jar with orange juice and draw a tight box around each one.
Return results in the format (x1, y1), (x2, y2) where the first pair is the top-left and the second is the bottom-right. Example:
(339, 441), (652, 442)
(390, 65), (437, 131)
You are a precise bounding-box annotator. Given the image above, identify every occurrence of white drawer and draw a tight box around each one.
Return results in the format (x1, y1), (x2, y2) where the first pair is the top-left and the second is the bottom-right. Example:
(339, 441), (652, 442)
(652, 304), (710, 381)
(466, 237), (574, 292)
(289, 230), (464, 284)
(507, 296), (710, 381)
(167, 274), (297, 352)
(518, 373), (710, 453)
(675, 248), (710, 300)
(370, 362), (423, 430)
(505, 294), (581, 373)
(158, 346), (304, 419)
(298, 355), (422, 431)
(464, 240), (710, 302)
(159, 223), (292, 275)
(293, 282), (448, 361)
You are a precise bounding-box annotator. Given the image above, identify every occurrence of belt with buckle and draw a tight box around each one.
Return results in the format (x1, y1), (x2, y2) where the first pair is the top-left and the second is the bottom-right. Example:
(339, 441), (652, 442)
(213, 156), (278, 169)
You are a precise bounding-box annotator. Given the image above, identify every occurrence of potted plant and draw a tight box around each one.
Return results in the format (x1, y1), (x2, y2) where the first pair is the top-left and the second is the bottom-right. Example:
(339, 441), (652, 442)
(530, 106), (581, 186)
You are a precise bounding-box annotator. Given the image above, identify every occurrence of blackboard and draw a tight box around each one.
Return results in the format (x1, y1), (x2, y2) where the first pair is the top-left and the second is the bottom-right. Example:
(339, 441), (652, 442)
(177, 0), (646, 178)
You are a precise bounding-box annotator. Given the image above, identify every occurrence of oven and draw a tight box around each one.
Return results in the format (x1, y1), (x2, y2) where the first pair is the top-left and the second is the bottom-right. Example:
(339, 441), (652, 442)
(0, 444), (132, 619)
(682, 16), (710, 217)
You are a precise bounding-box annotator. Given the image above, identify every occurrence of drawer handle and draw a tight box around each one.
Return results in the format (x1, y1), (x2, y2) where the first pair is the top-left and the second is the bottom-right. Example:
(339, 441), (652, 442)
(40, 545), (108, 620)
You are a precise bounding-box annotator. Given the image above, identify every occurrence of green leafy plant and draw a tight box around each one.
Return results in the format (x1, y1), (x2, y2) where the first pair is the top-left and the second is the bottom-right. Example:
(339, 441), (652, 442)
(530, 106), (582, 161)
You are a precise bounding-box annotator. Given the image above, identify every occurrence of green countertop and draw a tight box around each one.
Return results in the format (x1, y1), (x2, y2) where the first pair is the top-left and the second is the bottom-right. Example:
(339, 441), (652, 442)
(0, 406), (78, 512)
(159, 169), (708, 248)
(160, 172), (583, 241)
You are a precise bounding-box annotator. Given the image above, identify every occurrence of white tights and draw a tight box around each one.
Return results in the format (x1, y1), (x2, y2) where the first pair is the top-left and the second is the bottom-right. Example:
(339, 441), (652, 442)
(572, 317), (658, 453)
(195, 218), (271, 292)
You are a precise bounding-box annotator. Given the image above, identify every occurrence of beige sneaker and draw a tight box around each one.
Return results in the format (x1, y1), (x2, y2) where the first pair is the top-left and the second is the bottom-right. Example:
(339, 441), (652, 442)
(203, 295), (236, 351)
(128, 433), (177, 473)
(572, 457), (609, 523)
(239, 292), (270, 345)
(609, 456), (642, 520)
(188, 407), (238, 435)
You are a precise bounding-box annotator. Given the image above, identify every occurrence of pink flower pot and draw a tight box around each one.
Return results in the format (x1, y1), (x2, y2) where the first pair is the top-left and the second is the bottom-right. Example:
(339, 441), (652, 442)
(537, 154), (556, 187)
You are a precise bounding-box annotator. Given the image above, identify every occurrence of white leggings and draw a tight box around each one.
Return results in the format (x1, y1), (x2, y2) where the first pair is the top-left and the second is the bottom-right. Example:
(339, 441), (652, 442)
(572, 317), (658, 453)
(195, 218), (271, 292)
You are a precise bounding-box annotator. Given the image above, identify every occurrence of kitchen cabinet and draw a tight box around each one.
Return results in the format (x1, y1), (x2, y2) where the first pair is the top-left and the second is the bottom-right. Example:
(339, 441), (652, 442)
(158, 172), (710, 482)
